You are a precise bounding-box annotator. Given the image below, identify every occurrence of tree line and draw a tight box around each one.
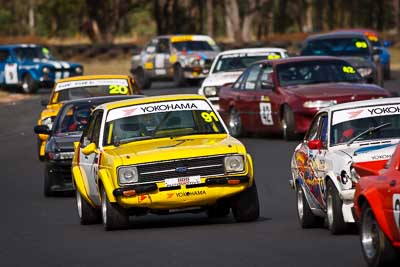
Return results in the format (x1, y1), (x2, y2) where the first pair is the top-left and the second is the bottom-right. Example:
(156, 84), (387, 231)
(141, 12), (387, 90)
(0, 0), (398, 44)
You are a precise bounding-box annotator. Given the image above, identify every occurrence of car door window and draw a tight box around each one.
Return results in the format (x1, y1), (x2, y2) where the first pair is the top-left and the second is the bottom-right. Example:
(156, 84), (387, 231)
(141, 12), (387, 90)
(144, 39), (157, 54)
(0, 50), (10, 62)
(90, 111), (103, 146)
(81, 110), (101, 147)
(320, 115), (328, 147)
(156, 39), (170, 54)
(258, 65), (274, 90)
(244, 64), (261, 90)
(233, 70), (248, 90)
(306, 115), (321, 141)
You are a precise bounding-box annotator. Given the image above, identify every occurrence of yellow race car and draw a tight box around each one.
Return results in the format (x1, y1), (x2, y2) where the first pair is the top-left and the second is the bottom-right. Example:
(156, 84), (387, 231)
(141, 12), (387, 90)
(36, 75), (140, 161)
(72, 94), (259, 230)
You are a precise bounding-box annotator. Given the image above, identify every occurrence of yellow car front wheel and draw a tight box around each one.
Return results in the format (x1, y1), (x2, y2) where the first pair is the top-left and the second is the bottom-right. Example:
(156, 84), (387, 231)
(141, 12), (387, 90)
(101, 187), (129, 231)
(232, 181), (260, 222)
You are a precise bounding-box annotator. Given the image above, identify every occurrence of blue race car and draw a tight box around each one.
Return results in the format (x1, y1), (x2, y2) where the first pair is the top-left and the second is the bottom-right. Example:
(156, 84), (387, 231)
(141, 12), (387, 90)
(0, 44), (83, 93)
(332, 29), (392, 79)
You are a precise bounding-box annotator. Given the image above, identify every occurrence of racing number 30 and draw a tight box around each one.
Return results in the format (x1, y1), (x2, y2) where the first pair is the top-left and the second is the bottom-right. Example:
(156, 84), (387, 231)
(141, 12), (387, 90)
(259, 103), (273, 125)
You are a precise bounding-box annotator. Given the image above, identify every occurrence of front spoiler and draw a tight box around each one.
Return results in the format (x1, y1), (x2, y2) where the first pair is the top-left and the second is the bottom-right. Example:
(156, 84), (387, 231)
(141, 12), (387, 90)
(113, 176), (250, 209)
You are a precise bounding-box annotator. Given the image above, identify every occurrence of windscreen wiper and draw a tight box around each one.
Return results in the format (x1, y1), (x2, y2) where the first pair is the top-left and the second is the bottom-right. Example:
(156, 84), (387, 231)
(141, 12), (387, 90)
(347, 122), (391, 146)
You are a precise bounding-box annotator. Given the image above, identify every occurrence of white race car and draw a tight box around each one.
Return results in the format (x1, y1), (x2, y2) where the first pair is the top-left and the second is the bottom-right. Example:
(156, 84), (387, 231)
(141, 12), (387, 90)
(290, 97), (400, 234)
(198, 47), (288, 110)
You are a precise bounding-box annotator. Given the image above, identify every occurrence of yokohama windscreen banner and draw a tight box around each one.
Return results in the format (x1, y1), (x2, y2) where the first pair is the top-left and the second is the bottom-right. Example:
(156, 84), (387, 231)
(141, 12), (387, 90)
(332, 103), (400, 125)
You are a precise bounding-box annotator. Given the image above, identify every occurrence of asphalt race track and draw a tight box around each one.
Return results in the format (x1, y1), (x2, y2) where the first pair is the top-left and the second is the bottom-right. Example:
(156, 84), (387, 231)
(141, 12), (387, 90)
(3, 79), (399, 267)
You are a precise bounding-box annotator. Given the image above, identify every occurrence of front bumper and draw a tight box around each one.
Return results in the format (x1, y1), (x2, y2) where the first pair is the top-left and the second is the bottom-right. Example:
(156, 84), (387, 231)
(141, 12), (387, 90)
(45, 160), (74, 192)
(183, 67), (210, 79)
(340, 189), (356, 223)
(113, 176), (250, 209)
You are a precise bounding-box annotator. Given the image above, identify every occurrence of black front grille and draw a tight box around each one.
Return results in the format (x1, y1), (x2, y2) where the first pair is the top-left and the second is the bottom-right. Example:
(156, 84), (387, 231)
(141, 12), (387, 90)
(137, 155), (225, 183)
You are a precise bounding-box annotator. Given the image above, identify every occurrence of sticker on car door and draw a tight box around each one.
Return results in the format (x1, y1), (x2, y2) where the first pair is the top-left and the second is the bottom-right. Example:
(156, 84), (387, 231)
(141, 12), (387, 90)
(259, 102), (273, 125)
(5, 63), (18, 84)
(394, 194), (400, 231)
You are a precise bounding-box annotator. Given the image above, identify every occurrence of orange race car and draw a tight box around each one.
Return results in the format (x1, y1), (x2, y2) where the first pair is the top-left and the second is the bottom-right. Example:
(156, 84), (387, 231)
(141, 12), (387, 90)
(36, 75), (140, 161)
(354, 145), (400, 266)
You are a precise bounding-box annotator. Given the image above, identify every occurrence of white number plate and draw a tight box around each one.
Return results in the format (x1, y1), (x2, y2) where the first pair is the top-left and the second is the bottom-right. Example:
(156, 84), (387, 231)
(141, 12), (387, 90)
(164, 175), (201, 187)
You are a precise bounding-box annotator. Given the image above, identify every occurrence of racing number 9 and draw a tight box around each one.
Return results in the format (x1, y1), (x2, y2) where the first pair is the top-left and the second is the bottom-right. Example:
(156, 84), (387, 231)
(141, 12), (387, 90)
(201, 111), (219, 122)
(109, 85), (129, 95)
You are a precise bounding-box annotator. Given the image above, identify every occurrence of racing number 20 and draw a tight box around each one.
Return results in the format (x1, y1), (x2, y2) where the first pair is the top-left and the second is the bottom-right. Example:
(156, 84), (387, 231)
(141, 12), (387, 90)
(109, 85), (129, 95)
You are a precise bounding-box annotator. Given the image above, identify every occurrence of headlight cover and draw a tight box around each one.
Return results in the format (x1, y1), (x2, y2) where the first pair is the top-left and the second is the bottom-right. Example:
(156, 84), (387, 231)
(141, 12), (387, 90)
(303, 100), (337, 109)
(357, 67), (373, 77)
(224, 155), (245, 173)
(74, 66), (83, 74)
(118, 166), (139, 185)
(42, 66), (51, 74)
(204, 86), (217, 96)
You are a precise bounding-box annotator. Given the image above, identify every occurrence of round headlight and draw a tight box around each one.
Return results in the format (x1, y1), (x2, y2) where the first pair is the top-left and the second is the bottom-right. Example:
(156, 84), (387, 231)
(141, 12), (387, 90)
(118, 166), (138, 184)
(224, 155), (244, 173)
(74, 66), (83, 74)
(204, 86), (217, 96)
(42, 67), (50, 74)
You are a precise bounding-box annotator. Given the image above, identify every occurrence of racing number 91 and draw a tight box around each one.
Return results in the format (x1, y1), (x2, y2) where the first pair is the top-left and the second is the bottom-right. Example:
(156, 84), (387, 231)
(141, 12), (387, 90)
(201, 111), (219, 122)
(109, 85), (129, 95)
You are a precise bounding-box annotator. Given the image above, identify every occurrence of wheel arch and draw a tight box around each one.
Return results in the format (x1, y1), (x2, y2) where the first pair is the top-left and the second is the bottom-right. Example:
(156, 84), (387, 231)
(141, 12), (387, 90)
(359, 189), (396, 242)
(72, 166), (97, 208)
(97, 168), (117, 203)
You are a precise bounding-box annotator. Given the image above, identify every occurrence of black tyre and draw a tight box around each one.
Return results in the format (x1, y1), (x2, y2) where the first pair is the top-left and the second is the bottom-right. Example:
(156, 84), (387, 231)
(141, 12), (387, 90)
(360, 204), (398, 267)
(282, 105), (298, 141)
(76, 190), (101, 225)
(232, 181), (260, 222)
(173, 64), (186, 87)
(187, 79), (201, 87)
(133, 68), (151, 89)
(43, 164), (54, 197)
(37, 138), (45, 161)
(384, 61), (391, 80)
(326, 180), (347, 234)
(101, 186), (129, 230)
(296, 185), (323, 228)
(228, 108), (243, 137)
(21, 73), (38, 94)
(207, 201), (230, 218)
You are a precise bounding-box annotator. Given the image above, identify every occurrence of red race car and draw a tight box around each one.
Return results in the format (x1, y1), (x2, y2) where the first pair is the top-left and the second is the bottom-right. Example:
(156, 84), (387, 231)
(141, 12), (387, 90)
(218, 56), (391, 140)
(354, 145), (400, 266)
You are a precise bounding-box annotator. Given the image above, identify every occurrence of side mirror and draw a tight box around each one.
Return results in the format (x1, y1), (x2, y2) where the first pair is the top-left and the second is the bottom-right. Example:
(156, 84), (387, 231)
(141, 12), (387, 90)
(81, 143), (97, 155)
(40, 98), (48, 107)
(34, 125), (51, 135)
(308, 139), (322, 150)
(261, 81), (274, 90)
(383, 40), (392, 47)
